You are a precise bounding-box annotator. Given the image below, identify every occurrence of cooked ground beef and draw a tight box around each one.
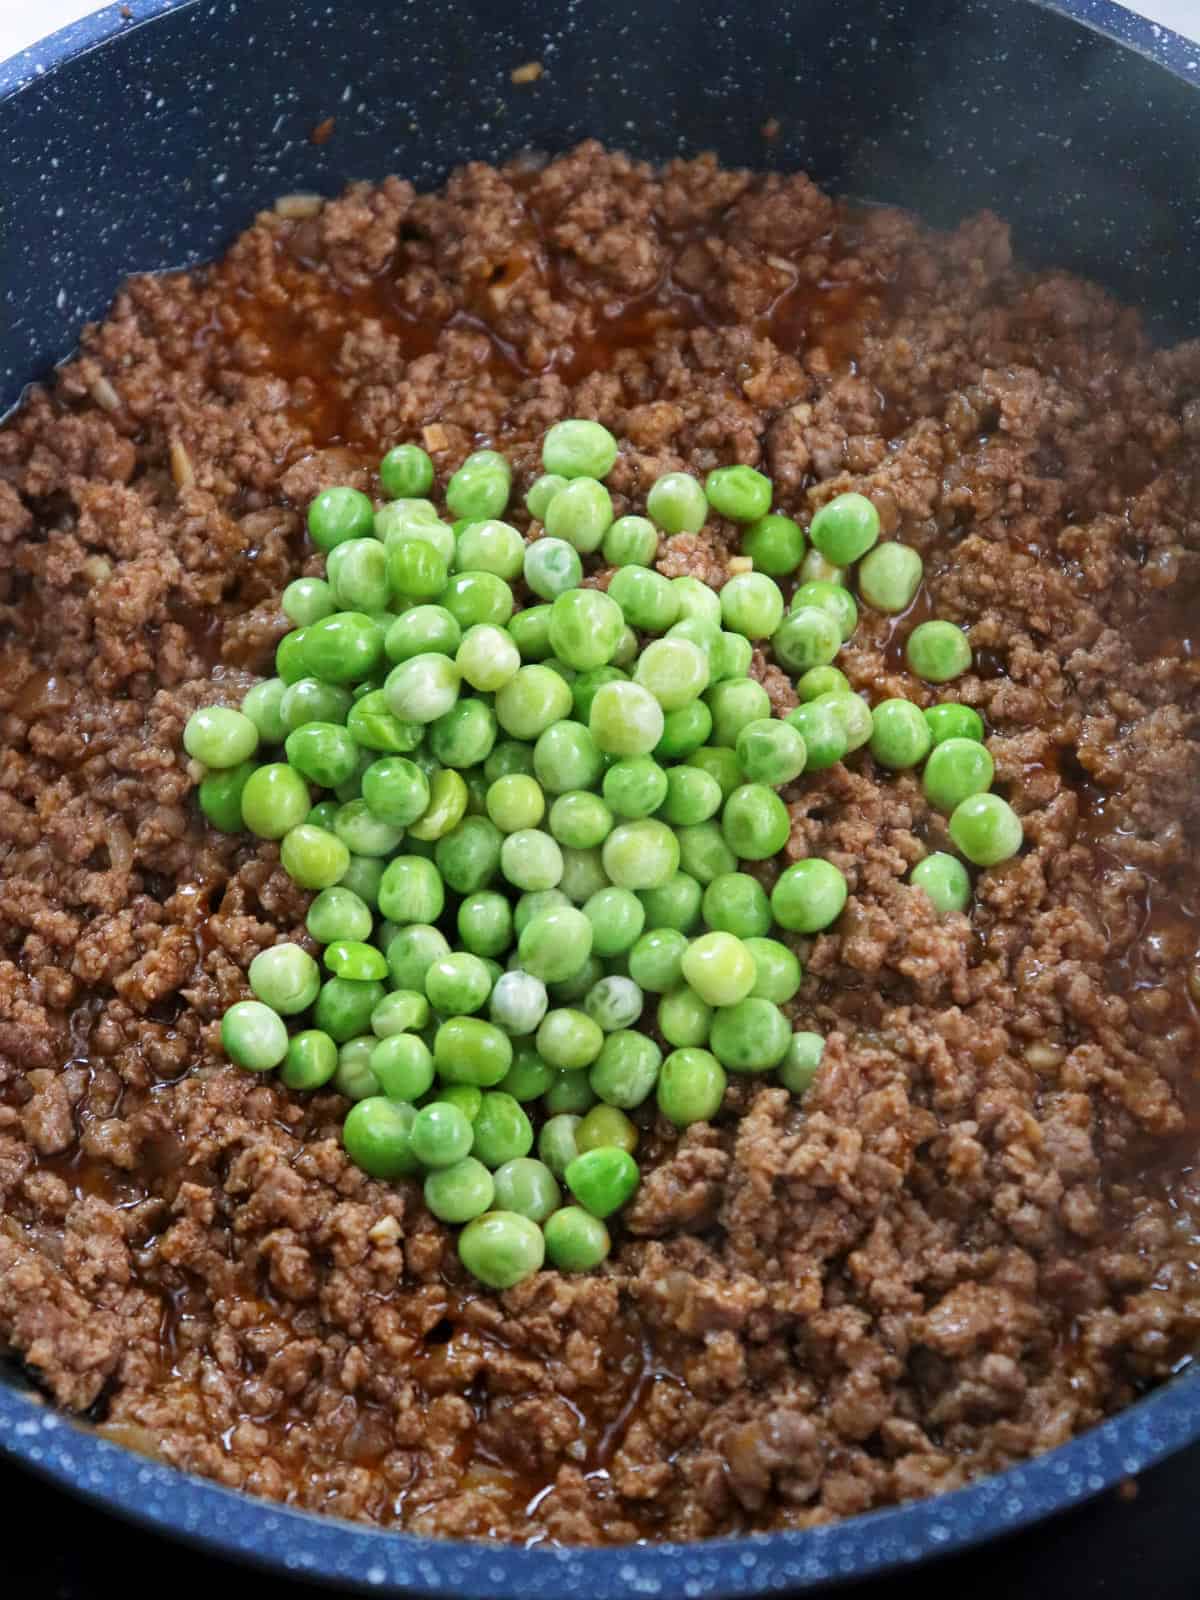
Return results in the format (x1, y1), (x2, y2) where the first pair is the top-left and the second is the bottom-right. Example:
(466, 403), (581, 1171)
(2, 141), (1200, 1544)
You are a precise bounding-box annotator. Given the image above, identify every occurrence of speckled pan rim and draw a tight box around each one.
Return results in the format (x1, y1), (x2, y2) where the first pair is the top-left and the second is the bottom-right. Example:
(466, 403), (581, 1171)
(0, 1369), (1198, 1596)
(3, 0), (1200, 1594)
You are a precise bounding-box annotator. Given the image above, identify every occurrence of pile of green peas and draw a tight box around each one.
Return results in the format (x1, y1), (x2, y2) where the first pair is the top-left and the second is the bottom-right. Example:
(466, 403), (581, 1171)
(185, 421), (1023, 1290)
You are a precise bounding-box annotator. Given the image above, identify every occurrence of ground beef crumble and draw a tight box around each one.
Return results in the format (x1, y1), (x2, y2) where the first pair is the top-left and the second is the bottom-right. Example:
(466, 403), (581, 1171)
(1, 141), (1199, 1543)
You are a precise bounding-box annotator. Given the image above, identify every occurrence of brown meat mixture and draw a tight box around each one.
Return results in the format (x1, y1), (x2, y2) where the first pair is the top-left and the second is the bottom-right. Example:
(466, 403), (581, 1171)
(2, 142), (1200, 1544)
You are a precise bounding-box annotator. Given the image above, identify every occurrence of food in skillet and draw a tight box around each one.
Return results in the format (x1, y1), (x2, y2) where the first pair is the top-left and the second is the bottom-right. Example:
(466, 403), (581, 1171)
(1, 144), (1198, 1543)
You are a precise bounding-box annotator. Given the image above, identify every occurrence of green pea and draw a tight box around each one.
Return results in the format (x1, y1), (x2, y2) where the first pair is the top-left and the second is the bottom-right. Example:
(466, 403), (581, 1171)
(544, 477), (613, 553)
(281, 1029), (339, 1091)
(603, 756), (669, 820)
(307, 886), (372, 945)
(547, 588), (624, 671)
(314, 977), (387, 1043)
(583, 887), (646, 957)
(221, 1000), (289, 1072)
(925, 702), (985, 745)
(706, 677), (771, 748)
(379, 443), (434, 499)
(785, 700), (848, 771)
(492, 1157), (560, 1223)
(470, 1091), (534, 1168)
(701, 872), (772, 939)
(242, 678), (289, 744)
(549, 790), (613, 850)
(542, 418), (618, 480)
(771, 858), (848, 934)
(797, 665), (850, 702)
(709, 997), (791, 1072)
(329, 536), (389, 612)
(791, 580), (858, 641)
(342, 1097), (419, 1178)
(498, 1041), (555, 1099)
(543, 1206), (610, 1272)
(515, 904), (593, 985)
(922, 737), (995, 813)
(446, 449), (512, 521)
(634, 637), (710, 712)
(910, 852), (971, 914)
(809, 492), (880, 565)
(657, 1047), (727, 1127)
(772, 605), (842, 674)
(564, 1146), (639, 1218)
(198, 760), (257, 833)
(457, 890), (515, 959)
(434, 1017), (513, 1087)
(584, 975), (644, 1033)
(778, 1030), (825, 1097)
(183, 705), (260, 769)
(721, 782), (790, 860)
(524, 536), (584, 601)
(576, 1103), (638, 1154)
(249, 943), (321, 1015)
(495, 665), (573, 741)
(646, 471), (707, 535)
(454, 519), (524, 581)
(282, 577), (335, 628)
(526, 472), (569, 521)
(906, 619), (972, 683)
(742, 513), (804, 576)
(370, 1033), (435, 1101)
(607, 565), (680, 633)
(685, 746), (744, 801)
(657, 986), (713, 1048)
(948, 792), (1024, 866)
(536, 1007), (604, 1071)
(538, 1112), (583, 1176)
(385, 924), (451, 991)
(425, 951), (493, 1016)
(602, 514), (658, 567)
(346, 689), (423, 754)
(869, 698), (932, 770)
(370, 990), (430, 1038)
(241, 763), (311, 839)
(424, 1157), (495, 1223)
(743, 937), (803, 1004)
(384, 604), (461, 663)
(298, 611), (384, 684)
(858, 540), (923, 613)
(589, 1029), (660, 1109)
(602, 819), (679, 891)
(627, 927), (688, 993)
(543, 1069), (598, 1115)
(735, 718), (807, 787)
(719, 572), (784, 639)
(457, 1210), (544, 1288)
(637, 873), (702, 934)
(675, 820), (738, 885)
(655, 700), (713, 761)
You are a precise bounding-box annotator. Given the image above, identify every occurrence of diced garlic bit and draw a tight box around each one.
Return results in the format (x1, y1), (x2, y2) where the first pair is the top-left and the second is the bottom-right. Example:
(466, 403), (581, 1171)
(1024, 1042), (1066, 1070)
(422, 423), (449, 452)
(727, 556), (754, 575)
(89, 373), (122, 412)
(368, 1215), (401, 1245)
(170, 438), (195, 490)
(81, 554), (113, 584)
(274, 192), (324, 220)
(510, 61), (544, 84)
